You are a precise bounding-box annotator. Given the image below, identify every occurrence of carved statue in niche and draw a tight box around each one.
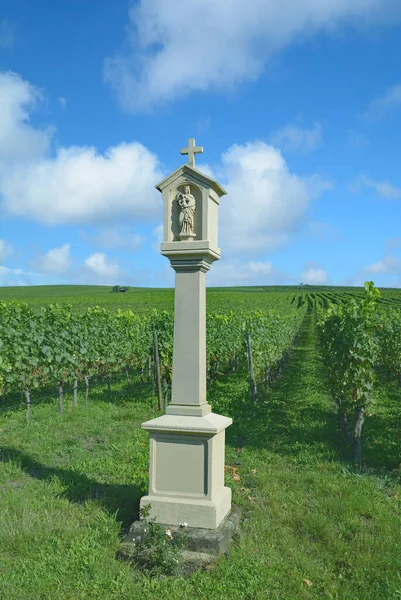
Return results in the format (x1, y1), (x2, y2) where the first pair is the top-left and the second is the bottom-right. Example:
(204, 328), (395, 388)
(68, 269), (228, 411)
(176, 185), (196, 238)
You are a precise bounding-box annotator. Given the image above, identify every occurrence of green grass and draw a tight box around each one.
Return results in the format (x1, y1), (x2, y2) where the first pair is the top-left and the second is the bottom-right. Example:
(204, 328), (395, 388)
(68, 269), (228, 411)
(2, 283), (400, 313)
(0, 284), (293, 312)
(364, 374), (401, 472)
(0, 311), (400, 599)
(0, 285), (176, 312)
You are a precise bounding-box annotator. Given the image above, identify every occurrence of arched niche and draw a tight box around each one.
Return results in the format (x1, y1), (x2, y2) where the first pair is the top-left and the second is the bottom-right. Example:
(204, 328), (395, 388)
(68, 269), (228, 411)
(170, 181), (203, 241)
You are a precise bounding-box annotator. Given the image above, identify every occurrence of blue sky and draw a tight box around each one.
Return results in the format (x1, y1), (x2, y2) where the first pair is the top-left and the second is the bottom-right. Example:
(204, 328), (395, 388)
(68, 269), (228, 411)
(1, 0), (401, 288)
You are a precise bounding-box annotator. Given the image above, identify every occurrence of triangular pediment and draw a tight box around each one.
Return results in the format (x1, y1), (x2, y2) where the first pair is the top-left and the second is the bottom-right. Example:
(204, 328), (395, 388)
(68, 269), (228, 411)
(155, 164), (226, 197)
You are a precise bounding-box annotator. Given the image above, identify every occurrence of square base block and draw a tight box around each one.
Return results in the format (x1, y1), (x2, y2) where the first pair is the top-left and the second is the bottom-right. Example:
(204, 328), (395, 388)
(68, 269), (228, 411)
(140, 486), (232, 530)
(141, 412), (232, 530)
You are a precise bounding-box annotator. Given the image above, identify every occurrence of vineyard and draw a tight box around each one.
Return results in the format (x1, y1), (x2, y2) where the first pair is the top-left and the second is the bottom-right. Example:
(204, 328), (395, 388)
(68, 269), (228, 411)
(0, 284), (400, 599)
(0, 300), (305, 415)
(1, 283), (401, 463)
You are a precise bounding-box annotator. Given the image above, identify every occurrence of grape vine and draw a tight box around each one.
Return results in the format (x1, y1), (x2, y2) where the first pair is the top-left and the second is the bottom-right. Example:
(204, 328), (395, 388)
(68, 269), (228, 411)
(318, 282), (383, 465)
(0, 301), (305, 415)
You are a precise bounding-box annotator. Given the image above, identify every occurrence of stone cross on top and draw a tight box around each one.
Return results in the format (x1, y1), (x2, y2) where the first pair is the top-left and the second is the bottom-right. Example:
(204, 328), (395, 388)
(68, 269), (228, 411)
(180, 137), (203, 168)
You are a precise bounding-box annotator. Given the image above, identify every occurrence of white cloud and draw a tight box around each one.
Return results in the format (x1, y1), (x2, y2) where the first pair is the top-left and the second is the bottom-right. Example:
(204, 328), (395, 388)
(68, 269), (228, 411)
(365, 256), (401, 275)
(84, 252), (121, 281)
(373, 180), (401, 200)
(58, 96), (67, 108)
(35, 244), (71, 274)
(0, 20), (15, 50)
(196, 117), (211, 136)
(89, 226), (145, 252)
(270, 123), (322, 152)
(0, 71), (330, 256)
(0, 266), (60, 287)
(300, 262), (328, 284)
(308, 221), (339, 242)
(203, 141), (331, 256)
(346, 128), (369, 148)
(0, 71), (53, 163)
(0, 238), (13, 262)
(351, 175), (401, 200)
(385, 237), (401, 251)
(0, 70), (164, 225)
(152, 223), (163, 252)
(339, 275), (367, 287)
(364, 83), (401, 119)
(304, 173), (334, 199)
(105, 0), (400, 112)
(207, 258), (293, 287)
(0, 266), (31, 286)
(0, 140), (164, 225)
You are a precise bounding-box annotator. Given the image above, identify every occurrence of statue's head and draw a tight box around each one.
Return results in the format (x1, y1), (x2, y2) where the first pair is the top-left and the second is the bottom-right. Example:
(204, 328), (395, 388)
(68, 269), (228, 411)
(184, 185), (191, 194)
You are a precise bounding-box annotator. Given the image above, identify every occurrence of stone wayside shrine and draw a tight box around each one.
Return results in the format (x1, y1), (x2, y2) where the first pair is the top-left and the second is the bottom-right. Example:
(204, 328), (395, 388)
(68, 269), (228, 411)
(123, 139), (240, 571)
(141, 138), (232, 529)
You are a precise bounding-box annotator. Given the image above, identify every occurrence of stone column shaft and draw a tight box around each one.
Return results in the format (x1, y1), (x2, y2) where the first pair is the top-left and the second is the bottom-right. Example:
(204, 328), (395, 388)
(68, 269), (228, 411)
(167, 263), (210, 417)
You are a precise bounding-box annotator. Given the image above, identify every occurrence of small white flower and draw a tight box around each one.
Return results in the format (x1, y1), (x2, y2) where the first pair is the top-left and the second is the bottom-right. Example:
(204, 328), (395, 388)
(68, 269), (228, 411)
(180, 522), (188, 528)
(165, 529), (172, 537)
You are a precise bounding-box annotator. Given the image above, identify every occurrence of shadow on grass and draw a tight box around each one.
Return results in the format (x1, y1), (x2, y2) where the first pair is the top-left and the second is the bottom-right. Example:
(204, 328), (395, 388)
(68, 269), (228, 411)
(210, 312), (341, 461)
(92, 377), (158, 408)
(363, 377), (401, 472)
(0, 446), (145, 532)
(0, 372), (156, 415)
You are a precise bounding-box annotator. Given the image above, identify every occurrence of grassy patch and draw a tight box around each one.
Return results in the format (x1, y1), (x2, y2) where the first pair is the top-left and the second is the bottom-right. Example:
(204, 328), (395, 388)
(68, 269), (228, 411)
(363, 375), (401, 473)
(0, 312), (400, 599)
(0, 283), (362, 312)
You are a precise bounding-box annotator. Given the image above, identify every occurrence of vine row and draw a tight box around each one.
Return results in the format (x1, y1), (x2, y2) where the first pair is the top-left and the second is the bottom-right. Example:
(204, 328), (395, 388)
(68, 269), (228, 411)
(317, 281), (401, 465)
(0, 302), (306, 414)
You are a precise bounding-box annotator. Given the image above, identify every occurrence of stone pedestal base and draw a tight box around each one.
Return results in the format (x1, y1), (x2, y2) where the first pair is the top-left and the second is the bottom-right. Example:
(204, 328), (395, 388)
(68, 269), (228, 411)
(141, 485), (231, 530)
(140, 412), (232, 530)
(121, 506), (241, 577)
